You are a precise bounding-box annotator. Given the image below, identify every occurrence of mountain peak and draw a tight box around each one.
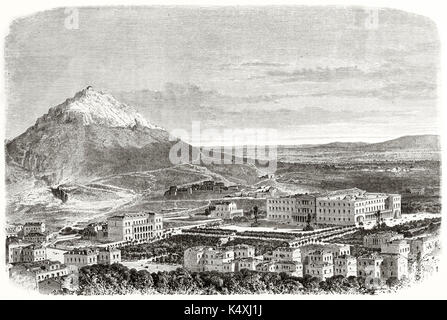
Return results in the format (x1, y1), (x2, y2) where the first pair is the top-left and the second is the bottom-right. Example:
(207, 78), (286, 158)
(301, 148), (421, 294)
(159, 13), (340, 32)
(38, 87), (160, 130)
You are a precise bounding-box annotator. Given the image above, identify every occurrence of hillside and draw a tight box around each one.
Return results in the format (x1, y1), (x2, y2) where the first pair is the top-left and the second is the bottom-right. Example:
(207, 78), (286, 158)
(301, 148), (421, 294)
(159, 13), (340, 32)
(5, 87), (184, 185)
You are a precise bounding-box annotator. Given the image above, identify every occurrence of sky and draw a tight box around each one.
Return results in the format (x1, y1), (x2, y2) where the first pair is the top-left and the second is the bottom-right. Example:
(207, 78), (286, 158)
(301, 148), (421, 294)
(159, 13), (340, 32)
(5, 6), (440, 145)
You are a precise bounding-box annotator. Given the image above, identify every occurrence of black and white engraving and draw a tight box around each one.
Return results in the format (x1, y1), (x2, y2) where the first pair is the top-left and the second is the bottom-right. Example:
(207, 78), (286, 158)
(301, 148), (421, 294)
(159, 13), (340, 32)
(3, 6), (441, 296)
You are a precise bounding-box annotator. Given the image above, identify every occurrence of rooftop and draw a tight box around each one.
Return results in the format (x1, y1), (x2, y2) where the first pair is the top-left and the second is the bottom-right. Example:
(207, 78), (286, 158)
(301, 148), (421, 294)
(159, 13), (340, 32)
(24, 222), (44, 226)
(108, 211), (159, 219)
(64, 247), (98, 255)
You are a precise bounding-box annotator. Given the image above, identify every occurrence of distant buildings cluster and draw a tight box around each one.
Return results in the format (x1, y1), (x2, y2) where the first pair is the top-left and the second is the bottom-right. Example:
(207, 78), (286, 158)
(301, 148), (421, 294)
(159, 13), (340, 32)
(267, 188), (401, 227)
(6, 222), (53, 244)
(165, 180), (238, 197)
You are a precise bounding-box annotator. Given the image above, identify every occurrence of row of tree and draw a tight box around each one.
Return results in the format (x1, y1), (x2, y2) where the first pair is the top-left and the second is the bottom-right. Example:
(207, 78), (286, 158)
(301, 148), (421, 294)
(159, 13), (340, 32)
(76, 263), (407, 295)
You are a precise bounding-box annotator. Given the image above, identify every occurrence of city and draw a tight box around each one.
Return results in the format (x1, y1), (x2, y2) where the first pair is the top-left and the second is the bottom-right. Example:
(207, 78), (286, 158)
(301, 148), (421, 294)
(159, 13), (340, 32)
(3, 6), (442, 298)
(5, 186), (441, 295)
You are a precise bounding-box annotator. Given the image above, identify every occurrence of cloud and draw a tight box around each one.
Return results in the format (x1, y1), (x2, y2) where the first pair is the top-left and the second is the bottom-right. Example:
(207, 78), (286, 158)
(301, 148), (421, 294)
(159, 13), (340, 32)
(307, 81), (437, 100)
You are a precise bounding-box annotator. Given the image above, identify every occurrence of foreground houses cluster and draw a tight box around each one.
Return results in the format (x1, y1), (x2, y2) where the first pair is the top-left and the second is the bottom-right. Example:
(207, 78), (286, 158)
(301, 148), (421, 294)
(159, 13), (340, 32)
(6, 211), (165, 294)
(266, 188), (401, 227)
(183, 230), (440, 285)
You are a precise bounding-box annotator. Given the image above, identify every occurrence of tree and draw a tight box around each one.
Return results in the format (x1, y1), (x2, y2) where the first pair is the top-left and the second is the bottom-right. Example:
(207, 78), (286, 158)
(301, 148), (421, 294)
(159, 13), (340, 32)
(303, 213), (314, 231)
(253, 206), (259, 223)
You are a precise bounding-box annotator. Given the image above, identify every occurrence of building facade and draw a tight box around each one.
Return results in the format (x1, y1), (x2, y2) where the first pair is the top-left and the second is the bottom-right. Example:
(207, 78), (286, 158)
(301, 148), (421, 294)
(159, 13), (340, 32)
(381, 254), (409, 280)
(267, 188), (401, 226)
(23, 222), (45, 236)
(357, 254), (384, 280)
(380, 239), (410, 258)
(334, 255), (357, 277)
(98, 248), (122, 265)
(266, 194), (317, 225)
(9, 260), (69, 285)
(107, 212), (163, 242)
(210, 202), (244, 219)
(363, 231), (404, 249)
(64, 248), (99, 268)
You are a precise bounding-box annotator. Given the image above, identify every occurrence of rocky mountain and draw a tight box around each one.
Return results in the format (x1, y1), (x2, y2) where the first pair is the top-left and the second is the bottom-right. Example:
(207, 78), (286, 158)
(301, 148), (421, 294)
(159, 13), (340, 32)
(5, 86), (187, 185)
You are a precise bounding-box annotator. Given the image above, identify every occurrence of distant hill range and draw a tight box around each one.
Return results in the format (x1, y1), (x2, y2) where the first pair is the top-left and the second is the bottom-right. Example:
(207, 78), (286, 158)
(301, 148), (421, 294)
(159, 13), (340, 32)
(280, 135), (440, 152)
(5, 85), (440, 187)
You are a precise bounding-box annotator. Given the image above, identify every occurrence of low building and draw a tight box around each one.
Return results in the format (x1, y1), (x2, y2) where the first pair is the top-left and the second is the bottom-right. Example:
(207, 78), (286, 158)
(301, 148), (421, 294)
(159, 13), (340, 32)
(21, 244), (46, 263)
(270, 247), (301, 262)
(380, 253), (409, 280)
(334, 255), (357, 277)
(305, 263), (334, 280)
(363, 231), (404, 249)
(45, 247), (68, 264)
(98, 247), (122, 265)
(381, 239), (410, 258)
(203, 248), (235, 273)
(184, 247), (206, 272)
(6, 224), (23, 238)
(322, 243), (351, 258)
(210, 202), (244, 219)
(276, 261), (303, 277)
(183, 246), (235, 273)
(235, 257), (262, 271)
(233, 244), (256, 259)
(9, 260), (69, 284)
(64, 248), (99, 268)
(23, 222), (45, 236)
(23, 232), (51, 244)
(8, 242), (33, 263)
(256, 261), (277, 273)
(408, 234), (440, 258)
(306, 250), (334, 264)
(357, 254), (383, 279)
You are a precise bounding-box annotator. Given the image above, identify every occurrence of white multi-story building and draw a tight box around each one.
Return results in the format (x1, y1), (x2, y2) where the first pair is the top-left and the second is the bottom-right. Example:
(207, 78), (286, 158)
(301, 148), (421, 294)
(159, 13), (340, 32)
(300, 243), (350, 262)
(235, 257), (262, 271)
(256, 260), (303, 277)
(266, 194), (316, 225)
(305, 263), (334, 280)
(334, 255), (357, 277)
(316, 188), (392, 226)
(210, 202), (244, 219)
(23, 222), (45, 236)
(64, 248), (99, 268)
(98, 247), (122, 265)
(64, 247), (122, 268)
(233, 244), (256, 259)
(381, 239), (410, 258)
(183, 246), (237, 273)
(23, 232), (51, 244)
(266, 247), (301, 262)
(107, 212), (163, 242)
(267, 188), (401, 226)
(357, 253), (383, 280)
